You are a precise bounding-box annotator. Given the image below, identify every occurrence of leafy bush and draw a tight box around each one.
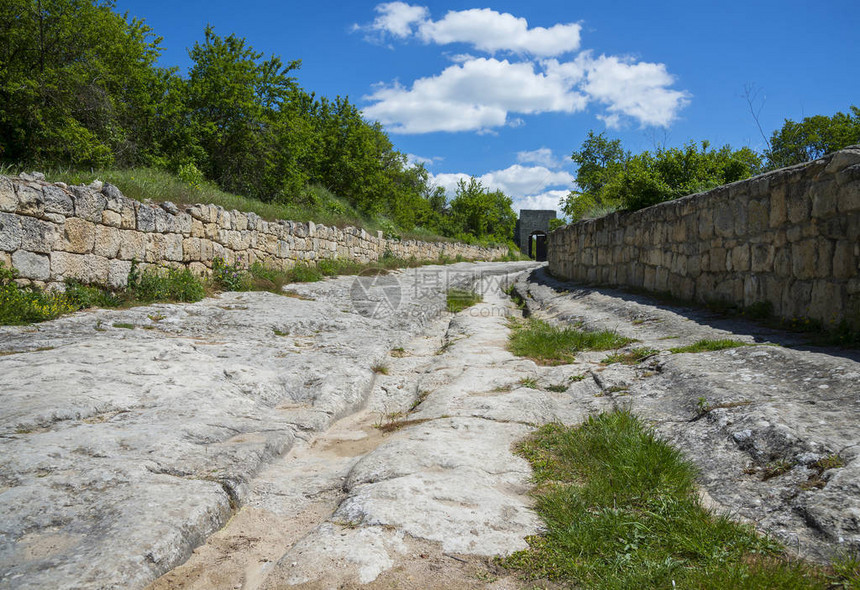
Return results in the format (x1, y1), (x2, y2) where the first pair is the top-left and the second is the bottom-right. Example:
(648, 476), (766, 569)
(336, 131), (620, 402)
(0, 263), (76, 324)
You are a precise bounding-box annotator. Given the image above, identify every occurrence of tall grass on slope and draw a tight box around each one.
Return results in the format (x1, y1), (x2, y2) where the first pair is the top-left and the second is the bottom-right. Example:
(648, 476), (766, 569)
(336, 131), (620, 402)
(503, 410), (840, 589)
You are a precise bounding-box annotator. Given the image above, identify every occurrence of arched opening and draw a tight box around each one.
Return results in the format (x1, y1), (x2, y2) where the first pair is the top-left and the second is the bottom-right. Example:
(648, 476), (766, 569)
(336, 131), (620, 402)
(529, 231), (548, 261)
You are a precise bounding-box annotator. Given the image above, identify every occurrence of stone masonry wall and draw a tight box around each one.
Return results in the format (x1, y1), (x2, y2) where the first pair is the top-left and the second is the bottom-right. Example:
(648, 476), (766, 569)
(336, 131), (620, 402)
(548, 146), (860, 330)
(0, 175), (508, 290)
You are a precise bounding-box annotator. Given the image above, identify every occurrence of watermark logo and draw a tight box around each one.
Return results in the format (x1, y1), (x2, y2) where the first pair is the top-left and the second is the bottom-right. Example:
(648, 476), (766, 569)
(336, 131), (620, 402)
(350, 269), (401, 318)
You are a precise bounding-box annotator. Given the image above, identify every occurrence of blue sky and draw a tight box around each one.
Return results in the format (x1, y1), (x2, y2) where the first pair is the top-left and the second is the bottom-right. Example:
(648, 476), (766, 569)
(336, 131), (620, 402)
(115, 0), (859, 215)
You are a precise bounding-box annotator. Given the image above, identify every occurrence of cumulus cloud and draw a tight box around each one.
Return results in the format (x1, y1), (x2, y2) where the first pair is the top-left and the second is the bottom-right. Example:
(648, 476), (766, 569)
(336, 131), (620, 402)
(512, 190), (568, 215)
(581, 53), (691, 128)
(363, 58), (588, 133)
(360, 2), (428, 39)
(359, 4), (581, 56)
(358, 5), (690, 134)
(417, 8), (581, 57)
(429, 164), (572, 199)
(516, 148), (567, 169)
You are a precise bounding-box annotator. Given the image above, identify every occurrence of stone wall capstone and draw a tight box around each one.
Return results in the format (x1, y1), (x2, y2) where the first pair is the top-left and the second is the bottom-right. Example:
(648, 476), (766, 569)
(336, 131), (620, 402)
(547, 146), (860, 330)
(0, 174), (508, 290)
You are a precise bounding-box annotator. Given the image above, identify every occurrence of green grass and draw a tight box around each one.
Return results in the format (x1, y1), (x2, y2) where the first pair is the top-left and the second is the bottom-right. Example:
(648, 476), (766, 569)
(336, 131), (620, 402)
(446, 288), (483, 313)
(601, 347), (659, 365)
(501, 410), (839, 589)
(127, 261), (206, 303)
(508, 318), (634, 365)
(670, 339), (751, 354)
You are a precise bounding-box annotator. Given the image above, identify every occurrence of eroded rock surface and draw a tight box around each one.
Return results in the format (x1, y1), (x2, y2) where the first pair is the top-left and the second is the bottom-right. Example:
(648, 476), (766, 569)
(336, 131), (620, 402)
(517, 268), (860, 561)
(0, 261), (537, 590)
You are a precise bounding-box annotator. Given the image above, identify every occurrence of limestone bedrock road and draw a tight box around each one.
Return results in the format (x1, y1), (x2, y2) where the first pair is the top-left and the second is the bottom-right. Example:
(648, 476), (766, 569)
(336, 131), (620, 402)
(1, 262), (858, 590)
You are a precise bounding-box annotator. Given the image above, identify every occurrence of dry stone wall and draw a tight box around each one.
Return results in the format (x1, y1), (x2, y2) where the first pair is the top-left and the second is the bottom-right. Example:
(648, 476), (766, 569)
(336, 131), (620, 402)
(0, 175), (507, 290)
(548, 146), (860, 330)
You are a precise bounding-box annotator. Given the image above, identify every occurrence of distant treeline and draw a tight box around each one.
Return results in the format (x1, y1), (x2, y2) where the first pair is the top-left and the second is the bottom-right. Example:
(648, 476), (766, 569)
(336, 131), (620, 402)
(0, 1), (515, 244)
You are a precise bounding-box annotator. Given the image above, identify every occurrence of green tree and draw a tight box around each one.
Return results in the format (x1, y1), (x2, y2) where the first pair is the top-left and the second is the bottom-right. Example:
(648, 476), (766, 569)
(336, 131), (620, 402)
(449, 177), (516, 243)
(562, 131), (629, 220)
(766, 106), (860, 169)
(564, 132), (763, 218)
(185, 26), (301, 198)
(0, 0), (167, 167)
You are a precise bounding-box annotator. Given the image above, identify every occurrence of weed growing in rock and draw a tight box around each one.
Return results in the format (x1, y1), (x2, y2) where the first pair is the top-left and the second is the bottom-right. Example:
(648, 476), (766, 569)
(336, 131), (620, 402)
(601, 347), (658, 365)
(127, 260), (205, 303)
(446, 288), (482, 313)
(501, 410), (836, 588)
(112, 322), (135, 330)
(371, 363), (389, 375)
(545, 384), (568, 393)
(670, 339), (751, 353)
(508, 318), (633, 365)
(519, 377), (539, 389)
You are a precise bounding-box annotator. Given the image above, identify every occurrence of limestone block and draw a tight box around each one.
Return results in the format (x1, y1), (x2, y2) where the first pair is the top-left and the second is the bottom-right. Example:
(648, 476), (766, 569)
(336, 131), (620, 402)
(43, 185), (74, 216)
(189, 261), (208, 276)
(190, 219), (205, 238)
(183, 238), (202, 262)
(162, 234), (184, 262)
(770, 184), (787, 228)
(216, 208), (232, 229)
(731, 244), (750, 272)
(810, 180), (838, 218)
(137, 205), (156, 232)
(107, 259), (132, 289)
(832, 240), (855, 280)
(708, 247), (726, 272)
(118, 231), (146, 261)
(731, 198), (748, 237)
(176, 212), (193, 235)
(205, 223), (218, 240)
(102, 184), (124, 211)
(0, 212), (23, 252)
(751, 244), (775, 272)
(154, 208), (173, 233)
(836, 181), (859, 213)
(94, 225), (121, 258)
(20, 217), (57, 254)
(120, 201), (136, 229)
(246, 212), (260, 231)
(747, 199), (769, 234)
(808, 281), (843, 324)
(713, 205), (733, 238)
(12, 250), (50, 281)
(815, 239), (834, 277)
(0, 177), (16, 212)
(0, 250), (11, 268)
(16, 183), (45, 217)
(60, 218), (96, 254)
(742, 275), (764, 307)
(773, 247), (791, 277)
(787, 184), (811, 224)
(824, 148), (860, 174)
(101, 210), (122, 228)
(791, 239), (817, 280)
(71, 186), (106, 222)
(199, 239), (214, 262)
(235, 212), (248, 231)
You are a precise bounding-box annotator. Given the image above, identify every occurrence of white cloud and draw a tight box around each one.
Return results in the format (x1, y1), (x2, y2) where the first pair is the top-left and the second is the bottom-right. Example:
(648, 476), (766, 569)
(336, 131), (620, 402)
(581, 53), (692, 128)
(405, 153), (441, 167)
(417, 8), (581, 57)
(512, 190), (568, 215)
(358, 4), (581, 56)
(429, 165), (572, 201)
(517, 147), (567, 169)
(362, 2), (428, 39)
(363, 58), (588, 133)
(358, 5), (690, 133)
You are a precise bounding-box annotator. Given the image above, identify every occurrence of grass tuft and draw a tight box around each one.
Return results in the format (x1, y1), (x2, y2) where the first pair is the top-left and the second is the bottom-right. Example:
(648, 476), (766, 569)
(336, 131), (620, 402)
(601, 347), (658, 365)
(501, 410), (835, 588)
(446, 288), (482, 313)
(508, 318), (633, 365)
(670, 339), (751, 354)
